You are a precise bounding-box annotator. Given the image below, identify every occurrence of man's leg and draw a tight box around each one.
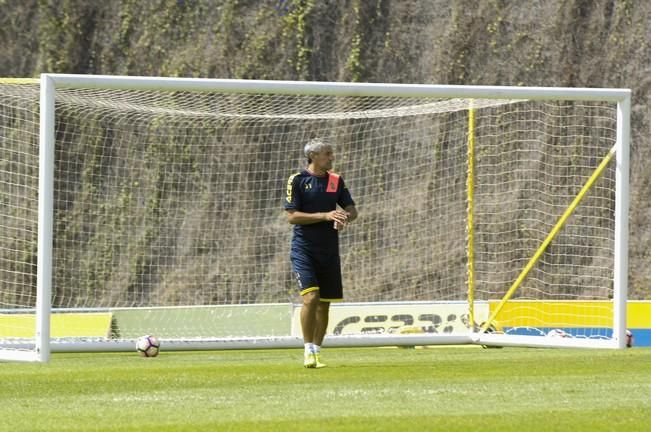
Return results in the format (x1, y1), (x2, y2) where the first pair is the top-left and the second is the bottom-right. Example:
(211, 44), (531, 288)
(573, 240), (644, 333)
(310, 253), (342, 368)
(314, 300), (330, 346)
(312, 300), (330, 368)
(301, 291), (320, 367)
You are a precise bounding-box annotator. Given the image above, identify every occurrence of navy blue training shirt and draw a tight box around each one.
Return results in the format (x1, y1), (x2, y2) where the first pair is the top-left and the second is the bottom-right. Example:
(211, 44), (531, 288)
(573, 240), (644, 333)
(284, 169), (355, 253)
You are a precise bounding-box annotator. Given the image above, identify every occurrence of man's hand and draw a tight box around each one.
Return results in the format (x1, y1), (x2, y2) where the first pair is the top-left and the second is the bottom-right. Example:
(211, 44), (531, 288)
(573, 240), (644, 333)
(325, 210), (348, 230)
(326, 209), (349, 226)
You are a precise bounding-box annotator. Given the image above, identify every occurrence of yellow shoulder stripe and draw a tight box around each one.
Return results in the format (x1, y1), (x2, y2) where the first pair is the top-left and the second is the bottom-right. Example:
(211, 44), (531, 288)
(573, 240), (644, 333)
(286, 172), (300, 203)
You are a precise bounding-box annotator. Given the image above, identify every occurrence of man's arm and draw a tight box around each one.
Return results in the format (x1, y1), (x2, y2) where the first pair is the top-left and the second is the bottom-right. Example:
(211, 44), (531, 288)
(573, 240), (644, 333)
(286, 209), (349, 225)
(344, 205), (358, 223)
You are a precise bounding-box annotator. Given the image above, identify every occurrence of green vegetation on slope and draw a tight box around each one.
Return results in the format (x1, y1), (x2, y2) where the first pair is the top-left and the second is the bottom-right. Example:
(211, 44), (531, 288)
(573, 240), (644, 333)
(1, 1), (650, 297)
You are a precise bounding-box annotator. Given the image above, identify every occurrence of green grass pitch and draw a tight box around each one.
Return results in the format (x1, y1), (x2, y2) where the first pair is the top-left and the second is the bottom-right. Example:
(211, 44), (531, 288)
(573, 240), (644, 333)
(1, 346), (650, 431)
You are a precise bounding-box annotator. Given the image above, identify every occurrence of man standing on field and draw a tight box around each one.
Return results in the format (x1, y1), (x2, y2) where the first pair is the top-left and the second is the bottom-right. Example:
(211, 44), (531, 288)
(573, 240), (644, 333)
(284, 138), (358, 368)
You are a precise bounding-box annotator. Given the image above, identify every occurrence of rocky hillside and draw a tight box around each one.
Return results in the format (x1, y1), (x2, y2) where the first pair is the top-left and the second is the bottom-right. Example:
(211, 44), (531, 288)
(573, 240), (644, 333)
(1, 0), (650, 298)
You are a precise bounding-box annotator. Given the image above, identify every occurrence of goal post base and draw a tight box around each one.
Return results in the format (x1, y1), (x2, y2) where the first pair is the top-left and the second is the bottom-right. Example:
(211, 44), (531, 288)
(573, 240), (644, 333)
(1, 330), (627, 354)
(0, 349), (41, 363)
(2, 334), (475, 353)
(476, 333), (620, 349)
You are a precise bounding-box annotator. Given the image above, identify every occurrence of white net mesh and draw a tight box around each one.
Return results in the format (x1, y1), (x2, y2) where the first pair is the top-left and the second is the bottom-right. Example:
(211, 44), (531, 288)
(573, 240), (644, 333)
(471, 102), (617, 340)
(474, 103), (616, 296)
(51, 89), (518, 309)
(0, 83), (40, 352)
(0, 81), (620, 347)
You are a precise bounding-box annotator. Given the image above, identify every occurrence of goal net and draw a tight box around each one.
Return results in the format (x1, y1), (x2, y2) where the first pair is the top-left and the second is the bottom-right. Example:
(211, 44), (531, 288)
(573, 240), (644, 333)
(0, 76), (630, 361)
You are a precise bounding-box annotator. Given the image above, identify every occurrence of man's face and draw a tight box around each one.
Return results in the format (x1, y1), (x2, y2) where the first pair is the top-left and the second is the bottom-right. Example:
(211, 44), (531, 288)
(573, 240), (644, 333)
(311, 146), (334, 171)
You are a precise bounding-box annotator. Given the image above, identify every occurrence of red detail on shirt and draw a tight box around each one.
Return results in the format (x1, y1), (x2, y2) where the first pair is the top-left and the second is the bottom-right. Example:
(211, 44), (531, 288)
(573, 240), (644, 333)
(326, 172), (340, 193)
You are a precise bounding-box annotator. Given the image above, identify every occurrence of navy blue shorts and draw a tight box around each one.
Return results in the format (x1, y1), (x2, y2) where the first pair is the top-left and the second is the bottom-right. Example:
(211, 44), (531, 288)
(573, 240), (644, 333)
(290, 248), (343, 302)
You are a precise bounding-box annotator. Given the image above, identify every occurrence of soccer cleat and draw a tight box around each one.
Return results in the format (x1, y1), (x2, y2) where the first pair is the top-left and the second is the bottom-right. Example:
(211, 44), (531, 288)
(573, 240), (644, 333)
(314, 354), (327, 368)
(303, 352), (317, 368)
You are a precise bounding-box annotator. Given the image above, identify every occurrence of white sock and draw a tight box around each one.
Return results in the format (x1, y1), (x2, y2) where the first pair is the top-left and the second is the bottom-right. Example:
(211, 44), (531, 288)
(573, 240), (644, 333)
(304, 343), (314, 355)
(313, 345), (321, 354)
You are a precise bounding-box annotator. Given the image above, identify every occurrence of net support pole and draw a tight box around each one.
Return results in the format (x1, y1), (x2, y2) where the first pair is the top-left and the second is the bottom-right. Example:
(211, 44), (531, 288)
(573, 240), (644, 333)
(35, 74), (55, 362)
(613, 95), (631, 348)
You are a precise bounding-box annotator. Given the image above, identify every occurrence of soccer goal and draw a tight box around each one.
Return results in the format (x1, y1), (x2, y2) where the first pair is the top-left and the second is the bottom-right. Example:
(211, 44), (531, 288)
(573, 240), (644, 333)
(0, 75), (630, 361)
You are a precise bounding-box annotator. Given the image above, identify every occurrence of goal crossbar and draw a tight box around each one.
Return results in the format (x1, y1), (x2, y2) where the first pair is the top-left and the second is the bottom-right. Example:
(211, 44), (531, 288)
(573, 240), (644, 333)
(45, 74), (630, 101)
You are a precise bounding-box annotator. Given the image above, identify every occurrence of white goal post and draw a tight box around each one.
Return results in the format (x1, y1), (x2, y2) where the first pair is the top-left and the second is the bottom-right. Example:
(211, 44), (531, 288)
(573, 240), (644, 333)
(0, 74), (630, 362)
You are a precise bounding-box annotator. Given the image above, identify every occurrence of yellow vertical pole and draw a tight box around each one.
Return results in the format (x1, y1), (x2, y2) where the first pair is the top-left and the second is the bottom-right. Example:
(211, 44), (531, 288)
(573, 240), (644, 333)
(467, 106), (476, 332)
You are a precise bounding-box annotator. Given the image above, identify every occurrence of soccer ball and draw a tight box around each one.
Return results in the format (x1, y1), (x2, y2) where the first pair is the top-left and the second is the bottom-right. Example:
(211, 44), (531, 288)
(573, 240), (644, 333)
(136, 335), (160, 357)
